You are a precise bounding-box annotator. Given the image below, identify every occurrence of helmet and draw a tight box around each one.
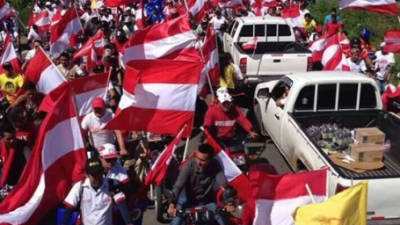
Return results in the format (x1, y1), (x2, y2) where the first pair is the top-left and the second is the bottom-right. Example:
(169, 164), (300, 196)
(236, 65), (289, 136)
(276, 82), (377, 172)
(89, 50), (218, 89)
(360, 28), (371, 39)
(350, 37), (361, 46)
(221, 185), (237, 204)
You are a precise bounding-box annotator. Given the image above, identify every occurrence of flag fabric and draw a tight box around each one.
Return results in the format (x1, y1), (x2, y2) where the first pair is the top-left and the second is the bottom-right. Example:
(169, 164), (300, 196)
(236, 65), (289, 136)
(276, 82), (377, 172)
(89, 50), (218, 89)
(188, 0), (210, 23)
(104, 59), (202, 137)
(249, 168), (327, 225)
(382, 29), (400, 52)
(293, 182), (367, 225)
(0, 34), (21, 73)
(281, 5), (303, 28)
(251, 0), (278, 16)
(339, 0), (399, 15)
(320, 33), (350, 71)
(69, 72), (109, 117)
(122, 14), (197, 64)
(200, 32), (220, 90)
(0, 83), (87, 225)
(214, 0), (243, 8)
(242, 37), (258, 50)
(24, 47), (67, 94)
(135, 2), (145, 30)
(0, 0), (15, 22)
(144, 126), (185, 186)
(73, 30), (105, 59)
(49, 6), (82, 56)
(202, 128), (251, 202)
(26, 10), (51, 32)
(104, 0), (136, 7)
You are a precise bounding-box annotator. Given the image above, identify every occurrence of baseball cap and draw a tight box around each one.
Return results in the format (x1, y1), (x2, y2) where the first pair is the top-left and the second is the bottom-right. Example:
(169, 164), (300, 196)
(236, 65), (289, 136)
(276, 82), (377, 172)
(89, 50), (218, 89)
(98, 143), (119, 159)
(92, 97), (105, 108)
(216, 87), (232, 103)
(85, 158), (104, 175)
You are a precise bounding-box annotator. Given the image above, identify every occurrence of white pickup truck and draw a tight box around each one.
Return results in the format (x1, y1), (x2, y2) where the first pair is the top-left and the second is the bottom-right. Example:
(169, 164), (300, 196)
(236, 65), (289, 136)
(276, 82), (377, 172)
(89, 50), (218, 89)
(254, 71), (400, 222)
(223, 16), (312, 84)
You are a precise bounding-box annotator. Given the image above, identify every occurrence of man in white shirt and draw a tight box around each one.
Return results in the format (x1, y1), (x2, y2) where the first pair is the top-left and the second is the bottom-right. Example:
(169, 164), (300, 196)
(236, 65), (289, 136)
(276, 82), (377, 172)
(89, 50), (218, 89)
(61, 158), (133, 225)
(375, 43), (395, 93)
(209, 10), (226, 40)
(346, 48), (369, 76)
(99, 143), (130, 184)
(81, 97), (128, 155)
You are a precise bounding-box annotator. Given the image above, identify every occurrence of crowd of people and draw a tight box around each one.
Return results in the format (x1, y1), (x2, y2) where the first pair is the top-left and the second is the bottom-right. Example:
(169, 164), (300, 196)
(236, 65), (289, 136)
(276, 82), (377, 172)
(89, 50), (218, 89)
(0, 0), (398, 224)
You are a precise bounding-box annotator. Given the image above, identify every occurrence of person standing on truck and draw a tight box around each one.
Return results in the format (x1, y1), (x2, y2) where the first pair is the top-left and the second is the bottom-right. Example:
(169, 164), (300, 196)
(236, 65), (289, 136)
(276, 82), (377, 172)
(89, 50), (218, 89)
(375, 42), (395, 93)
(219, 54), (243, 92)
(301, 13), (316, 38)
(203, 88), (258, 147)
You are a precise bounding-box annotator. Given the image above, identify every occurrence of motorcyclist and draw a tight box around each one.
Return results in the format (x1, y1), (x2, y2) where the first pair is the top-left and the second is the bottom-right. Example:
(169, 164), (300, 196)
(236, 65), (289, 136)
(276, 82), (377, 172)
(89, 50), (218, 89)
(203, 88), (258, 148)
(167, 143), (227, 225)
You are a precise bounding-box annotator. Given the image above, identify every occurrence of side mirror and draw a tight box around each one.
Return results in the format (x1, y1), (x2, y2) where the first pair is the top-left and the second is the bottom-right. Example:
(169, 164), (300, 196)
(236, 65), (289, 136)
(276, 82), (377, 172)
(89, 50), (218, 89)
(257, 88), (270, 99)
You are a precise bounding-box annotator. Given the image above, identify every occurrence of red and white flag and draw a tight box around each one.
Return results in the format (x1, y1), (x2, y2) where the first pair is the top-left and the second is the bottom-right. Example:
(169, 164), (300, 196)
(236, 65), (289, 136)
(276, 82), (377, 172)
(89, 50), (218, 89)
(135, 2), (145, 30)
(70, 72), (109, 117)
(104, 0), (136, 7)
(188, 0), (210, 23)
(0, 83), (86, 225)
(249, 168), (327, 225)
(199, 32), (219, 91)
(0, 34), (21, 73)
(215, 0), (243, 8)
(50, 6), (82, 56)
(339, 0), (399, 15)
(73, 30), (105, 59)
(203, 128), (251, 202)
(105, 59), (203, 137)
(242, 37), (258, 50)
(144, 126), (185, 186)
(0, 0), (15, 22)
(281, 5), (303, 28)
(24, 47), (67, 94)
(27, 10), (51, 32)
(122, 14), (197, 64)
(251, 0), (278, 16)
(382, 29), (400, 52)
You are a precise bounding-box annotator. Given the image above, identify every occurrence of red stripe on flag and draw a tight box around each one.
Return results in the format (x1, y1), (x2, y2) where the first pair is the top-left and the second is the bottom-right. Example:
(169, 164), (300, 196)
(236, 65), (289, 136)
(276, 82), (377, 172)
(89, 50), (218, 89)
(70, 73), (109, 94)
(24, 48), (51, 84)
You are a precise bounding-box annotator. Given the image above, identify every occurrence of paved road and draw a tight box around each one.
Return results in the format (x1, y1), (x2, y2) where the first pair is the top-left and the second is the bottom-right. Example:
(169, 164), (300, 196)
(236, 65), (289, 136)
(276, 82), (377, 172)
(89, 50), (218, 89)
(141, 133), (291, 225)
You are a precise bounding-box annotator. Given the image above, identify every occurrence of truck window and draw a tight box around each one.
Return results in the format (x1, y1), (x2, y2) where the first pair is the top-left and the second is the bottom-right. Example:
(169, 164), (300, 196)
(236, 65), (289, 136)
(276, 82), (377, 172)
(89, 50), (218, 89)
(295, 85), (315, 111)
(317, 84), (336, 110)
(360, 83), (377, 109)
(255, 24), (265, 36)
(339, 83), (358, 109)
(267, 24), (277, 36)
(231, 21), (239, 36)
(278, 25), (291, 36)
(239, 25), (253, 37)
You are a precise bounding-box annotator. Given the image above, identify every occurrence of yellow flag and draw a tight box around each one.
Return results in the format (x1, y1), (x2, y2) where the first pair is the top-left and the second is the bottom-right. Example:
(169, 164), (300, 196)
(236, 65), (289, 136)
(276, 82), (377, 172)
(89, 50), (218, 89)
(91, 0), (97, 9)
(292, 182), (367, 225)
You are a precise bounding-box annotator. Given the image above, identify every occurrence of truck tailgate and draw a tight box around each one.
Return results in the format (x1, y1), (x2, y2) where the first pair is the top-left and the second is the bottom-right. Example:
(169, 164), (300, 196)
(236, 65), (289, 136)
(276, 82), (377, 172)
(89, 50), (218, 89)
(367, 178), (400, 219)
(246, 53), (310, 76)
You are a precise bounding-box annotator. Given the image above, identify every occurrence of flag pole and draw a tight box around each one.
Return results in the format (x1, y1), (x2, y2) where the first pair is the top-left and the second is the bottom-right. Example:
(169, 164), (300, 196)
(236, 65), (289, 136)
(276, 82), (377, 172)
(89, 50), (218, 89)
(305, 184), (316, 203)
(183, 137), (190, 160)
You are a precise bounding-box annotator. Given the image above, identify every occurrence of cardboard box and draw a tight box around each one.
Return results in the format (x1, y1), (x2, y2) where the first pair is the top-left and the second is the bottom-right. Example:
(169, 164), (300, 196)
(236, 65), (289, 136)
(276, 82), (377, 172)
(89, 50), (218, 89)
(350, 143), (383, 163)
(354, 127), (385, 144)
(329, 153), (384, 173)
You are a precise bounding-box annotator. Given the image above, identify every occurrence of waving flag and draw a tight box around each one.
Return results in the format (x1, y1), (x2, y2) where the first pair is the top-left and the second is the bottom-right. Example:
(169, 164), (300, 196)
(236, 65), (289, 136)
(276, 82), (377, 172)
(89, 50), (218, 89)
(320, 33), (350, 71)
(0, 83), (86, 225)
(50, 6), (82, 56)
(249, 168), (327, 225)
(24, 47), (66, 94)
(251, 0), (278, 15)
(242, 37), (258, 50)
(281, 5), (303, 28)
(199, 31), (219, 93)
(188, 0), (210, 23)
(122, 14), (197, 63)
(339, 0), (399, 15)
(70, 72), (109, 117)
(202, 128), (251, 202)
(293, 182), (367, 225)
(0, 0), (15, 21)
(144, 126), (185, 186)
(27, 10), (51, 32)
(73, 30), (105, 59)
(382, 29), (400, 52)
(105, 59), (202, 137)
(0, 34), (21, 73)
(104, 0), (136, 7)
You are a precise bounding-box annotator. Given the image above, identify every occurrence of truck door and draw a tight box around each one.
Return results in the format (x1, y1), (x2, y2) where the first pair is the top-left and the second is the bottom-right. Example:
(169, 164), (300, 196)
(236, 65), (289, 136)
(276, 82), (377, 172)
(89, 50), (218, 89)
(262, 81), (288, 148)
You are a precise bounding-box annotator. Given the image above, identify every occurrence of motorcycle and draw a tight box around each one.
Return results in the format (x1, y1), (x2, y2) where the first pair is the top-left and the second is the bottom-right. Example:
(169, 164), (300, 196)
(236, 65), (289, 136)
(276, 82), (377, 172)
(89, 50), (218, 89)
(174, 206), (242, 225)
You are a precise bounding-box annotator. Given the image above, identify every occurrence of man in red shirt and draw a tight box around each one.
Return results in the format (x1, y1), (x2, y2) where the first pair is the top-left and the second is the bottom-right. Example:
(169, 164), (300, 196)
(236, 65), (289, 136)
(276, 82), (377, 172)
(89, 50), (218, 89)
(203, 88), (258, 146)
(323, 12), (342, 37)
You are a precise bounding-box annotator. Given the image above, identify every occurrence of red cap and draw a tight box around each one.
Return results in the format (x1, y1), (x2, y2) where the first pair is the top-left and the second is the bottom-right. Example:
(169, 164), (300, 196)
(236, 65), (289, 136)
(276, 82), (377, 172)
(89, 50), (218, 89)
(92, 97), (105, 108)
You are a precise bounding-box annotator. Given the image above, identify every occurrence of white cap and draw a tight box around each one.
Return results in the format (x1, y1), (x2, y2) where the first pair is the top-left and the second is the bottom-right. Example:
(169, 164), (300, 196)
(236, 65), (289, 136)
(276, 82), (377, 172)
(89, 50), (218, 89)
(216, 87), (232, 103)
(380, 42), (386, 48)
(98, 143), (119, 159)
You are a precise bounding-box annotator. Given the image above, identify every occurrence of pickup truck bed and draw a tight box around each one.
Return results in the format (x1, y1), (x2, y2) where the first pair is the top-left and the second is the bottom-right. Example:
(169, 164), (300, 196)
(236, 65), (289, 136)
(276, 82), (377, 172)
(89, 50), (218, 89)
(292, 110), (400, 179)
(234, 42), (311, 54)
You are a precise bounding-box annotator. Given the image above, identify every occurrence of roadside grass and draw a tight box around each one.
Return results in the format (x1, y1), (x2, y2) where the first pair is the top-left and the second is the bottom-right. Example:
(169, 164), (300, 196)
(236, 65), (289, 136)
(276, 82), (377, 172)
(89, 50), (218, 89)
(308, 0), (400, 84)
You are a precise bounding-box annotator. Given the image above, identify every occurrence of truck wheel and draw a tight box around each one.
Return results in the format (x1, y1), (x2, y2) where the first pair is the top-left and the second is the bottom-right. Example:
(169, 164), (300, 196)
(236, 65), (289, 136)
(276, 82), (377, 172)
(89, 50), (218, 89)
(155, 185), (171, 224)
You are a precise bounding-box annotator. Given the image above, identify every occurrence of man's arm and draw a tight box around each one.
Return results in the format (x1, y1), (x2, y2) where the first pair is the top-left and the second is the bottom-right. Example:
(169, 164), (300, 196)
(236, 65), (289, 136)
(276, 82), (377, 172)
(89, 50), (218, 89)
(115, 130), (128, 155)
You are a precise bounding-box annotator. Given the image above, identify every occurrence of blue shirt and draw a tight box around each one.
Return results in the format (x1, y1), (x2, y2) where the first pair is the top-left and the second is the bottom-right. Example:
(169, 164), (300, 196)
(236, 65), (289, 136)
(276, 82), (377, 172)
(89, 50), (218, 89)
(324, 14), (340, 24)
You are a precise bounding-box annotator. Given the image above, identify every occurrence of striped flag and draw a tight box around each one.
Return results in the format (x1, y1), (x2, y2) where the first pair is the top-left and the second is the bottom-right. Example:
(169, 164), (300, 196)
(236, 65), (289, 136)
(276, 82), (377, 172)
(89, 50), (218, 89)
(104, 59), (203, 137)
(0, 0), (15, 22)
(0, 83), (87, 225)
(382, 29), (400, 52)
(339, 0), (399, 15)
(0, 34), (21, 73)
(24, 47), (66, 94)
